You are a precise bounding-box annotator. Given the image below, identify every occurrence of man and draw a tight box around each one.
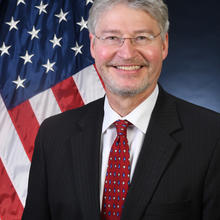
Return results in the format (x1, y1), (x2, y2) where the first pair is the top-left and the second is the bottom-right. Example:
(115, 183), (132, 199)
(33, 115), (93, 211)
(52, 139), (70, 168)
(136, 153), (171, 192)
(22, 0), (220, 219)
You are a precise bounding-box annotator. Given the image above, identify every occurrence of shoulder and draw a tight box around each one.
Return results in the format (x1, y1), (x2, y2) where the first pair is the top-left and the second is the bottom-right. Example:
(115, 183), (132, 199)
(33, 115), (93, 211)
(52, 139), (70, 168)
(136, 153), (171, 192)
(172, 93), (220, 126)
(37, 97), (104, 138)
(155, 87), (220, 168)
(162, 89), (220, 136)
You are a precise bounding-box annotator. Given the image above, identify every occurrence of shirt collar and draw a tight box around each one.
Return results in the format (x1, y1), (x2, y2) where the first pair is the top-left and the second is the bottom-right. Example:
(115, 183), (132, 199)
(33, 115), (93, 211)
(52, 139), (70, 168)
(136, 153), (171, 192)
(102, 84), (159, 134)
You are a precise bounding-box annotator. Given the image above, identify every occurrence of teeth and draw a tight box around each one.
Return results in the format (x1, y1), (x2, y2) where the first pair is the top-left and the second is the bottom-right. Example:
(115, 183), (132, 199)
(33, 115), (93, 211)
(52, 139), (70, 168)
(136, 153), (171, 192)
(116, 65), (141, 70)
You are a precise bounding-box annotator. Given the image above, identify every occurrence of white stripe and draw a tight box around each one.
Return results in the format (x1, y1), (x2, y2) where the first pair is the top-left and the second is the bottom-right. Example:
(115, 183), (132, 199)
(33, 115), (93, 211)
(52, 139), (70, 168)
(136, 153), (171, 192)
(29, 88), (61, 125)
(73, 65), (105, 105)
(0, 95), (30, 206)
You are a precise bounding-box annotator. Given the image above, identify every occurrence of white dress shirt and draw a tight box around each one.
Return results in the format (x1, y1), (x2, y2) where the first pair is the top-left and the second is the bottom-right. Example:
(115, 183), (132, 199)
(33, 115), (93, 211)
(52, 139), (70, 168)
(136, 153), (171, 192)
(100, 85), (159, 208)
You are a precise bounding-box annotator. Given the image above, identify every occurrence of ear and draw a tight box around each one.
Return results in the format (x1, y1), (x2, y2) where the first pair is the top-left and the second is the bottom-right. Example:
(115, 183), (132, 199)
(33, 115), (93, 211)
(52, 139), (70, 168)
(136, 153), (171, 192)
(89, 33), (96, 59)
(162, 33), (169, 60)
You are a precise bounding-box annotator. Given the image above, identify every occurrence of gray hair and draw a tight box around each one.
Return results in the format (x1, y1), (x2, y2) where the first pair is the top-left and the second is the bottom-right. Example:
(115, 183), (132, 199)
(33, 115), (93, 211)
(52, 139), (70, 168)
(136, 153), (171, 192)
(88, 0), (169, 40)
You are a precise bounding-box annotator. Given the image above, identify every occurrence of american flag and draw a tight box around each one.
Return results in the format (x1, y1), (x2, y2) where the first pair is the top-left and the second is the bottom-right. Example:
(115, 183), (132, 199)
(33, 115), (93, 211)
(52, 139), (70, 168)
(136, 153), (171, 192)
(0, 0), (105, 219)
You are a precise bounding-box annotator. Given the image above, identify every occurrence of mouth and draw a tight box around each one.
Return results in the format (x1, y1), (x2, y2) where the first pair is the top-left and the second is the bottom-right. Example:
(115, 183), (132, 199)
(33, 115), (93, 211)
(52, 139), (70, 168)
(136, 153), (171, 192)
(113, 65), (143, 71)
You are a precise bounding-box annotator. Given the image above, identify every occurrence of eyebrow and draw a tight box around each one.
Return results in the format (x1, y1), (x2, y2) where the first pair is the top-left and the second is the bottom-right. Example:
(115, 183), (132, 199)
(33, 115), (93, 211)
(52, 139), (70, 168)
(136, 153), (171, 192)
(99, 30), (122, 35)
(99, 29), (155, 35)
(133, 29), (155, 35)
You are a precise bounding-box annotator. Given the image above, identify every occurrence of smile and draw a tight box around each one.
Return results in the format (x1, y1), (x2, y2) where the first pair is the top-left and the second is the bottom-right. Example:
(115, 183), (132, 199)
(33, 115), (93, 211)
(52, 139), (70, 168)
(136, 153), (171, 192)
(115, 65), (142, 71)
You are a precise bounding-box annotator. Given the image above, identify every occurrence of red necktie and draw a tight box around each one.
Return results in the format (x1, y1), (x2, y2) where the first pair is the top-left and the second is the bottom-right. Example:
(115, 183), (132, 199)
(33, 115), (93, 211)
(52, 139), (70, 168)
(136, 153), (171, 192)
(101, 120), (131, 220)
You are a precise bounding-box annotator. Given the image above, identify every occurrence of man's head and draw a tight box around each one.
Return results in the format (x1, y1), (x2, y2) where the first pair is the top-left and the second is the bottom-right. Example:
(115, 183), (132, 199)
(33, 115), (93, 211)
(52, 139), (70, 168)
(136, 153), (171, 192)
(88, 0), (169, 98)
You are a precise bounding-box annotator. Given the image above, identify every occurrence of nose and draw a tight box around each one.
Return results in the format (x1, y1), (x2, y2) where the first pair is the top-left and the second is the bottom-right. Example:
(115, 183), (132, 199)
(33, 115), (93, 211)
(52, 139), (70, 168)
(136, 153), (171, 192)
(116, 38), (137, 59)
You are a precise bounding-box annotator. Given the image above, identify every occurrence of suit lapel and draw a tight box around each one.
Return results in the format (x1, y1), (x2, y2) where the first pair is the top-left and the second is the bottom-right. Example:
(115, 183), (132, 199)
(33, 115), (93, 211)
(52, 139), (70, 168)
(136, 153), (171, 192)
(122, 88), (182, 220)
(70, 98), (104, 220)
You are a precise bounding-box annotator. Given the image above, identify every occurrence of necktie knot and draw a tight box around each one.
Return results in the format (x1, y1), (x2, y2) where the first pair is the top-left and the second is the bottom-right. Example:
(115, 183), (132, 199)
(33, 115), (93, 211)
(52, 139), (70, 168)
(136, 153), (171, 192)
(114, 120), (130, 136)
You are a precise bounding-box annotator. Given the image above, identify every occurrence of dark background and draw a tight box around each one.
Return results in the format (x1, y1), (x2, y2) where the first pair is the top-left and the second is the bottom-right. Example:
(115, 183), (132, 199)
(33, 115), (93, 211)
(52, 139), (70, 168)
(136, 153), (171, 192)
(159, 0), (220, 113)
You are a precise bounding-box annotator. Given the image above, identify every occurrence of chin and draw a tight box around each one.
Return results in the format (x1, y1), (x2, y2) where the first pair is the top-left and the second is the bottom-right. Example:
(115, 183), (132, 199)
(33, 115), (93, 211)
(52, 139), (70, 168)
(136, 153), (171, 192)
(107, 83), (150, 97)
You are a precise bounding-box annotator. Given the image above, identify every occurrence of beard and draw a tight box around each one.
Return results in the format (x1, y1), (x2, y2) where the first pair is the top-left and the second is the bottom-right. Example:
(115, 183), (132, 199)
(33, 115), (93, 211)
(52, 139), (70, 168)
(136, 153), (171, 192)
(102, 73), (151, 97)
(99, 57), (152, 97)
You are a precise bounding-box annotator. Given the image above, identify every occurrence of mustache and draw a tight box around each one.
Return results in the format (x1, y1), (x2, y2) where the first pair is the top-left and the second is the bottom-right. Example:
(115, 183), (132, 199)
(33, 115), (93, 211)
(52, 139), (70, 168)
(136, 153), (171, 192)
(106, 58), (150, 67)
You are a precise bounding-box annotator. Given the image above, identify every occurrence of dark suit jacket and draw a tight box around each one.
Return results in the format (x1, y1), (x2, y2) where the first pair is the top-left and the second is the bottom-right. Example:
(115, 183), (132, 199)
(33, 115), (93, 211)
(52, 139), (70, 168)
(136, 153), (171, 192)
(22, 87), (220, 220)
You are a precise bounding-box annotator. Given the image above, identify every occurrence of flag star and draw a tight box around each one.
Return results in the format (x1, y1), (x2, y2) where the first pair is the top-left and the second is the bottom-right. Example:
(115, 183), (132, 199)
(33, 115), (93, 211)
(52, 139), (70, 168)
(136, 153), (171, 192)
(71, 42), (83, 56)
(20, 50), (34, 65)
(12, 76), (26, 89)
(42, 59), (55, 73)
(35, 1), (48, 15)
(55, 9), (69, 23)
(28, 26), (40, 40)
(86, 0), (94, 5)
(77, 17), (88, 31)
(0, 42), (11, 56)
(5, 17), (20, 31)
(17, 0), (25, 6)
(50, 34), (62, 48)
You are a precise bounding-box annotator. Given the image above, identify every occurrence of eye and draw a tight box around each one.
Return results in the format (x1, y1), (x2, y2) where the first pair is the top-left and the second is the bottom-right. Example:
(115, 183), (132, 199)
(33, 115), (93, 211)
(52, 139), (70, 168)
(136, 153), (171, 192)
(105, 36), (120, 41)
(135, 36), (149, 41)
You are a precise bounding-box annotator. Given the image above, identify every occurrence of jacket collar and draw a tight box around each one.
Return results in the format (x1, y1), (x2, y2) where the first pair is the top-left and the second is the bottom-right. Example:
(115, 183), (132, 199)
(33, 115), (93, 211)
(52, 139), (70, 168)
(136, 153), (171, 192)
(70, 97), (104, 219)
(121, 86), (182, 220)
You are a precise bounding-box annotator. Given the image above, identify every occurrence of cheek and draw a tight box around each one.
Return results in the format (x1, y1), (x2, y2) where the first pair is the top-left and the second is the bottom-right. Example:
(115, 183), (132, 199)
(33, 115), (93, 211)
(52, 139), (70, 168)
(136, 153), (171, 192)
(94, 46), (114, 63)
(141, 47), (164, 64)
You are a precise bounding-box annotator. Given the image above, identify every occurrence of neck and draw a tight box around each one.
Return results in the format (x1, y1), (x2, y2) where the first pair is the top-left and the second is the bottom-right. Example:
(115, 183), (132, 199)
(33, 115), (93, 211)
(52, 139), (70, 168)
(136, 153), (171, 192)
(106, 85), (156, 117)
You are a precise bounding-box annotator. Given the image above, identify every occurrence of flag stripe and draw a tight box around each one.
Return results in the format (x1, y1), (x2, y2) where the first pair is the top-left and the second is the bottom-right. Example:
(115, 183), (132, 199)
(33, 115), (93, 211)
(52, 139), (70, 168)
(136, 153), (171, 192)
(8, 102), (39, 161)
(0, 95), (30, 207)
(29, 89), (61, 125)
(0, 159), (24, 220)
(73, 65), (105, 105)
(51, 77), (84, 112)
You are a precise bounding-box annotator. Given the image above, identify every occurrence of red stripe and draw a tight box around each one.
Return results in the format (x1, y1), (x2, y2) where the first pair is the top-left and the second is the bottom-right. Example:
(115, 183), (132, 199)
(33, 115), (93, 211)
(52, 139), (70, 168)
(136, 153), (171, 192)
(0, 159), (24, 220)
(52, 76), (84, 112)
(8, 101), (40, 161)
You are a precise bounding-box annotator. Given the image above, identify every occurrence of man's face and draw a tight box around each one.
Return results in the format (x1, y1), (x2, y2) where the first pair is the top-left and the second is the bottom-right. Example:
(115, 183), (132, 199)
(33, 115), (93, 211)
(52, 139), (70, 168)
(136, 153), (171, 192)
(90, 3), (168, 97)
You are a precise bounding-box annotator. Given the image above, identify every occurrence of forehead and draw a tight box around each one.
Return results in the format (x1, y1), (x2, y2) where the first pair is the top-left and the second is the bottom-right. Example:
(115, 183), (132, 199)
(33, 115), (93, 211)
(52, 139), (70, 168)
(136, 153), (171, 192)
(95, 3), (160, 34)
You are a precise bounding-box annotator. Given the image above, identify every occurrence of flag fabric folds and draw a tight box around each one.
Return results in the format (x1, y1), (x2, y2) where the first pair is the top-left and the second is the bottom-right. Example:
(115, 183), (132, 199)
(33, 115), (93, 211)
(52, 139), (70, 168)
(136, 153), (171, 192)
(0, 0), (105, 219)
